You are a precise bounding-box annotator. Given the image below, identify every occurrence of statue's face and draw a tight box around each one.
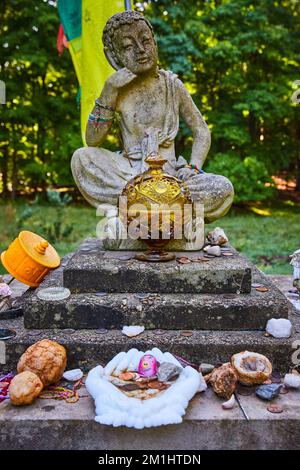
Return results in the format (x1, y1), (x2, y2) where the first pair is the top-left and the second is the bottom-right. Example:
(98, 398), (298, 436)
(114, 21), (158, 74)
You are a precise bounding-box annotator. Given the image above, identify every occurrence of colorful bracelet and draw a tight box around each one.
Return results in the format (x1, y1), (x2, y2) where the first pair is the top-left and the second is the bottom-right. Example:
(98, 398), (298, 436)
(88, 113), (113, 124)
(185, 164), (204, 174)
(95, 99), (115, 112)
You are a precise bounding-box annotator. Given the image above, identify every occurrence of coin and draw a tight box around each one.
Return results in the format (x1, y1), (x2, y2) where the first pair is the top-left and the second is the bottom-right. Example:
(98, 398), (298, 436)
(279, 386), (289, 395)
(95, 292), (107, 297)
(180, 330), (193, 337)
(237, 385), (254, 396)
(176, 257), (192, 264)
(193, 257), (211, 263)
(95, 328), (108, 334)
(117, 255), (133, 261)
(148, 381), (169, 390)
(223, 294), (236, 299)
(27, 331), (41, 337)
(119, 372), (136, 381)
(267, 404), (283, 414)
(251, 283), (262, 289)
(154, 329), (167, 336)
(271, 371), (281, 384)
(222, 252), (234, 256)
(256, 287), (269, 292)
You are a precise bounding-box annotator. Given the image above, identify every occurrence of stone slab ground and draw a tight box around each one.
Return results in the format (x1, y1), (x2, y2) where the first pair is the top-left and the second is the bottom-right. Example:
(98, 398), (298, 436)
(1, 383), (300, 450)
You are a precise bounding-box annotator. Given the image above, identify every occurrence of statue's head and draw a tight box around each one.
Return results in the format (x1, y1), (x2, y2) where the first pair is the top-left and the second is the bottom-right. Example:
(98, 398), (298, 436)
(102, 11), (158, 75)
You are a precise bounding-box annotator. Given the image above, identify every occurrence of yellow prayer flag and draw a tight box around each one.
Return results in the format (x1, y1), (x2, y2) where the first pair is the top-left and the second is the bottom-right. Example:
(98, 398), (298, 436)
(81, 0), (124, 144)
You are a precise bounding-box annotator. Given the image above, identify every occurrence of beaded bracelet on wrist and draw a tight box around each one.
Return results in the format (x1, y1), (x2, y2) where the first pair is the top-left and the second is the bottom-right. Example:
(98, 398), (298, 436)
(88, 113), (114, 127)
(185, 163), (204, 174)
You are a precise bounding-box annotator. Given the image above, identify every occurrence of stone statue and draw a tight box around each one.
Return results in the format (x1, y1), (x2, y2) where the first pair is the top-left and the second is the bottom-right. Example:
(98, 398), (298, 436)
(71, 11), (234, 232)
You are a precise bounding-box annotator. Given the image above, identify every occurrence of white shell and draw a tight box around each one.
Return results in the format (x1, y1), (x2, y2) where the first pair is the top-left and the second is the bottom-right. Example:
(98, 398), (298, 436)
(266, 318), (292, 338)
(207, 227), (228, 246)
(222, 395), (236, 410)
(122, 325), (145, 338)
(63, 368), (83, 382)
(85, 347), (200, 429)
(203, 245), (221, 257)
(284, 373), (300, 389)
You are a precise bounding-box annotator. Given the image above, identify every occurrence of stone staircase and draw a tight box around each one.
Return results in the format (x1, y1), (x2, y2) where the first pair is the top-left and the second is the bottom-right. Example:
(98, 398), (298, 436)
(3, 238), (297, 373)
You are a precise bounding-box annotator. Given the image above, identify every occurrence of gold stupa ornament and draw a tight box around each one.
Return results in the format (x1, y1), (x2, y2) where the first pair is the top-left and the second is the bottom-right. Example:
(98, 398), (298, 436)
(122, 154), (193, 261)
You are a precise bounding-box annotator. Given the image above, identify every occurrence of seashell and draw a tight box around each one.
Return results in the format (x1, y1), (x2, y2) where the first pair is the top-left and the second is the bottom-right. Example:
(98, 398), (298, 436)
(222, 394), (236, 410)
(256, 383), (282, 401)
(203, 245), (221, 257)
(207, 227), (228, 246)
(157, 362), (182, 382)
(209, 363), (238, 399)
(122, 325), (145, 337)
(284, 373), (300, 389)
(231, 351), (272, 386)
(63, 368), (83, 382)
(266, 318), (292, 338)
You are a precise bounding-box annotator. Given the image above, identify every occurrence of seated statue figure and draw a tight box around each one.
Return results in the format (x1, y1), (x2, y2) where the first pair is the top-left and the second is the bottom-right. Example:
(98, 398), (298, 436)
(71, 11), (234, 245)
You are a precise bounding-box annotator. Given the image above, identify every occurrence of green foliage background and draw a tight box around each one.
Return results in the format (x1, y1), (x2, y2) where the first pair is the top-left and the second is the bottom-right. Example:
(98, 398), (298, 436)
(0, 0), (300, 203)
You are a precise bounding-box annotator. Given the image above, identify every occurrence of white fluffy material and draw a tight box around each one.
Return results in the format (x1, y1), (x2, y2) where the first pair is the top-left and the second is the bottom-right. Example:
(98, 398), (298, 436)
(85, 348), (200, 429)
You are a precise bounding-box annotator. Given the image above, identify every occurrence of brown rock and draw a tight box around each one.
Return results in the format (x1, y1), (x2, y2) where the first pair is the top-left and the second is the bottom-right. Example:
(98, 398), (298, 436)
(209, 363), (238, 399)
(17, 339), (67, 387)
(9, 371), (43, 406)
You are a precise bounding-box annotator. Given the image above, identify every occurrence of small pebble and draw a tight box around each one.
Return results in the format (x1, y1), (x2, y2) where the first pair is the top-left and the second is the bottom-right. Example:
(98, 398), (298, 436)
(199, 363), (215, 375)
(256, 383), (282, 401)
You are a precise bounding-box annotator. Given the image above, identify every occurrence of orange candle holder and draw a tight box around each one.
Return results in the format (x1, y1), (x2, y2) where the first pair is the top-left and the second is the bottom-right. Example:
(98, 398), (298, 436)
(1, 231), (60, 287)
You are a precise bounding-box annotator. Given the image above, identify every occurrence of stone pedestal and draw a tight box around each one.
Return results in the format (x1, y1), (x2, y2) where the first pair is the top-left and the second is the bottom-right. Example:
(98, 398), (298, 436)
(3, 238), (294, 373)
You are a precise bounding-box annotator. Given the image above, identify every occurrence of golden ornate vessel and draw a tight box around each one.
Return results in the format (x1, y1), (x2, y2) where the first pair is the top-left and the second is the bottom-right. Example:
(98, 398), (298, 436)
(121, 154), (193, 261)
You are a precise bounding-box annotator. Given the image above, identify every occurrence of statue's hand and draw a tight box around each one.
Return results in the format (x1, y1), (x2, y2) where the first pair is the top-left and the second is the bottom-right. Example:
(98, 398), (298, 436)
(177, 167), (197, 182)
(105, 68), (137, 90)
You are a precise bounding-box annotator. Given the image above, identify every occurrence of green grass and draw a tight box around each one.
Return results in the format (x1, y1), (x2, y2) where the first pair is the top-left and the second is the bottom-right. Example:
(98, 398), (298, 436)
(0, 199), (299, 275)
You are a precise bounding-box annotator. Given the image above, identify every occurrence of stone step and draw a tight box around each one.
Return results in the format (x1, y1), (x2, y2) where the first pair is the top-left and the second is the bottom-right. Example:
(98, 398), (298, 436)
(1, 385), (299, 450)
(2, 310), (299, 374)
(23, 269), (288, 330)
(63, 239), (252, 294)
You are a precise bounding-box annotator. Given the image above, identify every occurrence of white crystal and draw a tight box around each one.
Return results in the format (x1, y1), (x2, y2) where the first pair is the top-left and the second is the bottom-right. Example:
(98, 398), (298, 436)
(63, 368), (83, 381)
(284, 373), (300, 389)
(122, 325), (145, 337)
(266, 318), (292, 338)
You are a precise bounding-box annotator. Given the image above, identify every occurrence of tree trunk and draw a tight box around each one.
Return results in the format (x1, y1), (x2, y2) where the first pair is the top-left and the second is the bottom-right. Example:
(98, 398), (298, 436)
(1, 144), (9, 198)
